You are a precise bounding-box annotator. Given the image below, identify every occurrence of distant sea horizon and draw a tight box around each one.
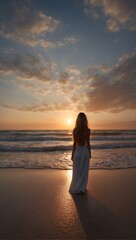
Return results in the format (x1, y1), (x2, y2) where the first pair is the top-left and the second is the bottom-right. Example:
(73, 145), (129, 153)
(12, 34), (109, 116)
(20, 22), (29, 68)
(1, 129), (136, 132)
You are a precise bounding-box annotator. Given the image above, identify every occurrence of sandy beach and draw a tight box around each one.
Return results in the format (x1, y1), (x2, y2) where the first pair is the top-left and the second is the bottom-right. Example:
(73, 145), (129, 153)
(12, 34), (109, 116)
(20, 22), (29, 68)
(0, 168), (136, 239)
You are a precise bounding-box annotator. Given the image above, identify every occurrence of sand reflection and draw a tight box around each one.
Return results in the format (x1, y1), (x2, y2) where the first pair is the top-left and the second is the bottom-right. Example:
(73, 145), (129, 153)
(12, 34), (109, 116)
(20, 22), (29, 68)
(52, 170), (85, 238)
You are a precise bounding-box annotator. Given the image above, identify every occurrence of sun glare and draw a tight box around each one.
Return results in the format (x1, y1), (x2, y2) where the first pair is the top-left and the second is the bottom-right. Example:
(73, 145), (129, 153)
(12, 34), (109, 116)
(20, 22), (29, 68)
(67, 118), (73, 125)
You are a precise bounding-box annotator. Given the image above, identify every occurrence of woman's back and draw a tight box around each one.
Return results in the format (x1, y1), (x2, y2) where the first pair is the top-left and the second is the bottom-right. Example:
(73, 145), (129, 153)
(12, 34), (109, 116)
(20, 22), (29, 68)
(73, 127), (90, 146)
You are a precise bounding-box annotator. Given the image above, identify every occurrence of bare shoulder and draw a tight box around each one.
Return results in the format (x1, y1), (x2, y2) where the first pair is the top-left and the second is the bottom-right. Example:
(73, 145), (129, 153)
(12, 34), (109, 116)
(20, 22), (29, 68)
(73, 128), (76, 132)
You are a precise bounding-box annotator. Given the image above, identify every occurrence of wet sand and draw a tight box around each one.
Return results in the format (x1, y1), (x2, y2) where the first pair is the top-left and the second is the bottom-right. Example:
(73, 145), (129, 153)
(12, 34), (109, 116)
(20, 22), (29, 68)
(0, 168), (136, 239)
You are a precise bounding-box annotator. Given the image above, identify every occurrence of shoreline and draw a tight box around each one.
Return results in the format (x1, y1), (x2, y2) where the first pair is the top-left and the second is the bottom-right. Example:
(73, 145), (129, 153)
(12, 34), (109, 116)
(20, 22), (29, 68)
(0, 166), (136, 170)
(0, 168), (136, 239)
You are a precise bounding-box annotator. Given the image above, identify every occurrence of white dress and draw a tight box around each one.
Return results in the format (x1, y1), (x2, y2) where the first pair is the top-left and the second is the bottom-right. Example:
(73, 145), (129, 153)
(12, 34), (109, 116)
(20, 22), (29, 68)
(69, 145), (90, 194)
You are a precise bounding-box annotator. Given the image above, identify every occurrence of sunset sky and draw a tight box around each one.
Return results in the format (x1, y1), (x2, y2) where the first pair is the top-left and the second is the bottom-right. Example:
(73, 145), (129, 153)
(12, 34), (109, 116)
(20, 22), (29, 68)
(0, 0), (136, 130)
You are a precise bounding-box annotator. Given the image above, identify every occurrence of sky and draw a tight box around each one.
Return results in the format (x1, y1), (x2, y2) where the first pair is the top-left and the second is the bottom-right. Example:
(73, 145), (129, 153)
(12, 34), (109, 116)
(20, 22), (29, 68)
(0, 0), (136, 130)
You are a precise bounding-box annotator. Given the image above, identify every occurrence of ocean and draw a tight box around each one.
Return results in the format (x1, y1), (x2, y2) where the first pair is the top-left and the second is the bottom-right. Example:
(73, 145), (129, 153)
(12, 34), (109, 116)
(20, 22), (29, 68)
(0, 130), (136, 170)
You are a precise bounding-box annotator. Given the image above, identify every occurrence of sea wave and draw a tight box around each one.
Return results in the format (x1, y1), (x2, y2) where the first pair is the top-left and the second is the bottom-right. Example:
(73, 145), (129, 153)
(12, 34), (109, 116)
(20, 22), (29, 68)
(0, 147), (136, 170)
(0, 136), (136, 142)
(0, 130), (71, 136)
(0, 130), (136, 136)
(0, 142), (136, 152)
(0, 136), (72, 141)
(92, 130), (136, 136)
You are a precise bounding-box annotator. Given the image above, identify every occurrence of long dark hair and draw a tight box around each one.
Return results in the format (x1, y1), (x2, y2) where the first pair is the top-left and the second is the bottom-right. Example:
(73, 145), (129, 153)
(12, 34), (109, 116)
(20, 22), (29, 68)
(74, 112), (89, 144)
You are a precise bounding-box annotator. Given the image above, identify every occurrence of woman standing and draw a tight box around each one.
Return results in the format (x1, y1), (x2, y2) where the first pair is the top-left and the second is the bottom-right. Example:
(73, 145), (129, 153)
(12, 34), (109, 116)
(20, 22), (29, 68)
(69, 112), (91, 194)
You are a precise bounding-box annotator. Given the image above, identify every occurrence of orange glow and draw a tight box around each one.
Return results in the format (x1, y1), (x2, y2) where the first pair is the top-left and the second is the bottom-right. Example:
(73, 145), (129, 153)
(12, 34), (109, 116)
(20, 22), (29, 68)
(0, 107), (136, 130)
(67, 118), (74, 125)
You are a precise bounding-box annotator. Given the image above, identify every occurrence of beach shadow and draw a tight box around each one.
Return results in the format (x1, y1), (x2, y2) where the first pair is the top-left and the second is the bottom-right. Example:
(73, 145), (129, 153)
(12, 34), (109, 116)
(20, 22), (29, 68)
(71, 191), (134, 239)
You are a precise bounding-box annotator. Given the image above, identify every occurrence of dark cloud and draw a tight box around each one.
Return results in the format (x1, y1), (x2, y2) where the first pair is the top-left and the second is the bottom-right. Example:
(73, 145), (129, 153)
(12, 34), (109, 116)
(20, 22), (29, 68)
(58, 72), (69, 85)
(0, 1), (77, 48)
(0, 51), (56, 82)
(0, 1), (60, 45)
(85, 50), (136, 112)
(84, 0), (136, 31)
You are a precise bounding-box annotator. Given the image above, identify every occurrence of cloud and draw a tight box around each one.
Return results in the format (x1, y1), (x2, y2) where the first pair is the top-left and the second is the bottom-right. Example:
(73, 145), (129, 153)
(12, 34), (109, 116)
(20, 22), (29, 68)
(56, 66), (89, 111)
(66, 66), (81, 75)
(0, 51), (56, 82)
(39, 36), (78, 48)
(0, 47), (135, 113)
(106, 18), (120, 32)
(84, 0), (136, 31)
(0, 100), (73, 112)
(84, 7), (99, 19)
(0, 2), (59, 41)
(58, 65), (81, 86)
(0, 48), (81, 112)
(85, 50), (136, 112)
(58, 66), (83, 98)
(0, 52), (78, 111)
(59, 72), (69, 85)
(0, 103), (53, 112)
(0, 1), (77, 48)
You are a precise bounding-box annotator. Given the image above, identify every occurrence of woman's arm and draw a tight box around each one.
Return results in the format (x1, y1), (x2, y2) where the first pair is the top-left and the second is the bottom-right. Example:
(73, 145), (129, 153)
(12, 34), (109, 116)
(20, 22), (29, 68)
(87, 129), (91, 158)
(71, 129), (76, 161)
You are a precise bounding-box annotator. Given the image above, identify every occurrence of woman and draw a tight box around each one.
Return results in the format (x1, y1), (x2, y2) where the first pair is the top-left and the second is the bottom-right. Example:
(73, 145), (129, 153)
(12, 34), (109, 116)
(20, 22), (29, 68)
(69, 112), (91, 194)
